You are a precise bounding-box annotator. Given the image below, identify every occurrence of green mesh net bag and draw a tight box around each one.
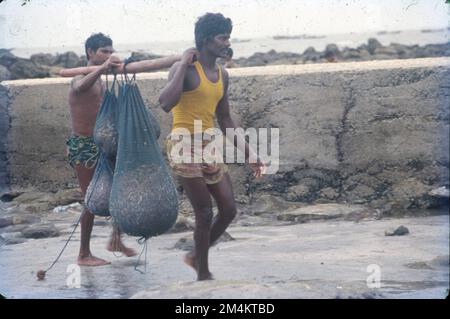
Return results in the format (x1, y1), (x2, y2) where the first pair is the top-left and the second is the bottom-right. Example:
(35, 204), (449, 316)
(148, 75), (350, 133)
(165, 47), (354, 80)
(84, 153), (114, 217)
(109, 74), (178, 238)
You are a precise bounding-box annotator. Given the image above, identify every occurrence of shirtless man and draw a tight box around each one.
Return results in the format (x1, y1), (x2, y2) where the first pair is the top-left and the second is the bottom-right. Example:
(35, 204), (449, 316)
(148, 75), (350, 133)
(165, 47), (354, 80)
(68, 33), (180, 266)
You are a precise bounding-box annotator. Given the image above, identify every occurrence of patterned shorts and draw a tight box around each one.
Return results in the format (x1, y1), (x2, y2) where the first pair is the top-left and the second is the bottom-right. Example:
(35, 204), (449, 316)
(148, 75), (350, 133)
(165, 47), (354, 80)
(66, 135), (99, 169)
(165, 133), (228, 185)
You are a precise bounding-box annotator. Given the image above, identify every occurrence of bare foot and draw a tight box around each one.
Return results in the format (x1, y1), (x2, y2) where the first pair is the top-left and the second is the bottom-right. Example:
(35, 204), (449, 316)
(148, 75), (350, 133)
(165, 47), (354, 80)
(198, 272), (214, 281)
(184, 252), (214, 281)
(183, 251), (197, 272)
(77, 255), (111, 266)
(107, 242), (137, 257)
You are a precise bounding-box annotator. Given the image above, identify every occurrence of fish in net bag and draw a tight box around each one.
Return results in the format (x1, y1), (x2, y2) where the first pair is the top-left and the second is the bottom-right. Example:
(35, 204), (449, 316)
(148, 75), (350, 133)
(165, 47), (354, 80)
(110, 75), (178, 238)
(84, 75), (118, 217)
(84, 152), (114, 217)
(93, 74), (119, 160)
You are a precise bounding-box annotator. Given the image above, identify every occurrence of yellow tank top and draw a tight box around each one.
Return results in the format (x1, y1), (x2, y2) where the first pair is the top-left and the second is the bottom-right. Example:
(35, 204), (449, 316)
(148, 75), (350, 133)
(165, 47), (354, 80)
(171, 61), (224, 134)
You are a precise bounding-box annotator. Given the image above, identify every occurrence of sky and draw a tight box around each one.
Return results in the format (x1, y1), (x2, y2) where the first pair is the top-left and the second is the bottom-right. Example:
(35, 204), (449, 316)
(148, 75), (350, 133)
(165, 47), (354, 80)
(0, 0), (449, 49)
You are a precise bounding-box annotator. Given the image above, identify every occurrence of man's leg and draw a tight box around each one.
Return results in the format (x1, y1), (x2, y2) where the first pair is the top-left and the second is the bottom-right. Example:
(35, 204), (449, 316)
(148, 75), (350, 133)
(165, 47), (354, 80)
(180, 177), (214, 281)
(106, 224), (137, 257)
(206, 173), (237, 245)
(74, 164), (110, 266)
(184, 173), (237, 268)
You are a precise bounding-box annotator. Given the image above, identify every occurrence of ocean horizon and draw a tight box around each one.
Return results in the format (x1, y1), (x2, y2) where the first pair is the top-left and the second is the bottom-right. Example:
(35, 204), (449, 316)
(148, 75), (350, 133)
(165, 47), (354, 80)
(6, 28), (449, 60)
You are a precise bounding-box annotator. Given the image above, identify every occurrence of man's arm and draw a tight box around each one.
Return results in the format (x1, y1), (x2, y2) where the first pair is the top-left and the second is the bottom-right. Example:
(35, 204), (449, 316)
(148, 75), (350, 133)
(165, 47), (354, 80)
(70, 67), (104, 94)
(216, 68), (264, 177)
(60, 65), (100, 77)
(158, 48), (197, 113)
(60, 55), (181, 77)
(69, 56), (121, 93)
(123, 55), (181, 73)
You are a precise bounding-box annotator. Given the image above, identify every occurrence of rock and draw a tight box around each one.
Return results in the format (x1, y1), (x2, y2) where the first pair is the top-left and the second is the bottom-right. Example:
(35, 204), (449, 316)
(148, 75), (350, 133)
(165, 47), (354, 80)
(54, 51), (80, 68)
(374, 46), (398, 56)
(418, 43), (450, 57)
(48, 66), (64, 77)
(405, 255), (450, 269)
(21, 223), (60, 239)
(0, 233), (27, 245)
(346, 291), (385, 299)
(172, 237), (193, 251)
(129, 51), (163, 62)
(367, 38), (383, 55)
(30, 53), (58, 66)
(277, 204), (374, 223)
(302, 47), (320, 62)
(4, 238), (27, 245)
(13, 191), (52, 204)
(0, 216), (14, 228)
(12, 214), (40, 225)
(323, 44), (341, 61)
(344, 184), (376, 203)
(9, 59), (50, 79)
(235, 195), (250, 205)
(172, 232), (234, 251)
(358, 49), (371, 60)
(427, 187), (450, 209)
(0, 50), (19, 68)
(12, 191), (56, 213)
(404, 261), (434, 270)
(0, 65), (11, 81)
(0, 190), (25, 202)
(319, 187), (339, 200)
(51, 188), (83, 206)
(76, 56), (88, 67)
(341, 48), (363, 60)
(0, 224), (29, 234)
(429, 187), (449, 198)
(285, 184), (311, 201)
(385, 225), (409, 236)
(167, 216), (195, 234)
(371, 54), (395, 60)
(390, 43), (413, 58)
(369, 199), (391, 216)
(429, 255), (449, 268)
(0, 232), (25, 241)
(391, 178), (430, 210)
(248, 194), (299, 216)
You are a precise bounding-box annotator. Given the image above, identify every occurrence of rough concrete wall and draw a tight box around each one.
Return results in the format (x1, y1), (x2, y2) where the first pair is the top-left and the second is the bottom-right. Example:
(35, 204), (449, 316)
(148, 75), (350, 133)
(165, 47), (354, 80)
(2, 80), (74, 191)
(0, 85), (10, 193)
(2, 58), (449, 213)
(240, 65), (450, 212)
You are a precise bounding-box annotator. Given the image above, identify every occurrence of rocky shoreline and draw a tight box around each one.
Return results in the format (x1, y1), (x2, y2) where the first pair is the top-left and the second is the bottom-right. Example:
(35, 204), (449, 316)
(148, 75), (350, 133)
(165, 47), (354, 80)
(1, 38), (449, 81)
(0, 185), (448, 244)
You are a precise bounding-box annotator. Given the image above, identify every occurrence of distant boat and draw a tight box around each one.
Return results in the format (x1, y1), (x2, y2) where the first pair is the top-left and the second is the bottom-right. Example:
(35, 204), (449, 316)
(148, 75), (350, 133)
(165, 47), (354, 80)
(273, 34), (326, 40)
(232, 38), (251, 43)
(303, 35), (326, 39)
(377, 30), (402, 35)
(421, 28), (445, 33)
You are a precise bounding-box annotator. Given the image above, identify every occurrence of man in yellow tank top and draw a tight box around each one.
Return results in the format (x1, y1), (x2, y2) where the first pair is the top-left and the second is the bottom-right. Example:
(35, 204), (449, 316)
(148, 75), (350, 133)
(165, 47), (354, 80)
(159, 13), (265, 281)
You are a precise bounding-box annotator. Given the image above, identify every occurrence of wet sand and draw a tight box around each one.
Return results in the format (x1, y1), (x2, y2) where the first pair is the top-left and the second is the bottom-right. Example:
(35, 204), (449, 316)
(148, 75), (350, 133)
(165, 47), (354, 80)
(0, 207), (448, 299)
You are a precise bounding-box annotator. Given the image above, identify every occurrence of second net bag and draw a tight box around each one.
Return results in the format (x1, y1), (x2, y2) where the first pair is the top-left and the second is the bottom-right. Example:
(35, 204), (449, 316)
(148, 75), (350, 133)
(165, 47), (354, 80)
(84, 152), (114, 217)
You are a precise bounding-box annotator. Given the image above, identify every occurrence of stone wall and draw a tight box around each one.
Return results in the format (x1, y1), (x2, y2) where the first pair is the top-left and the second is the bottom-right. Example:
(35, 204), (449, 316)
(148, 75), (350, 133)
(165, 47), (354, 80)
(1, 58), (449, 213)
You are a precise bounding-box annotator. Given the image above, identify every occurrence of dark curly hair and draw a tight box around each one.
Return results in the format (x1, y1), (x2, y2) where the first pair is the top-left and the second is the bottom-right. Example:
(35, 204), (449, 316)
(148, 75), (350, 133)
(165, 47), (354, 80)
(195, 13), (233, 50)
(85, 33), (113, 60)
